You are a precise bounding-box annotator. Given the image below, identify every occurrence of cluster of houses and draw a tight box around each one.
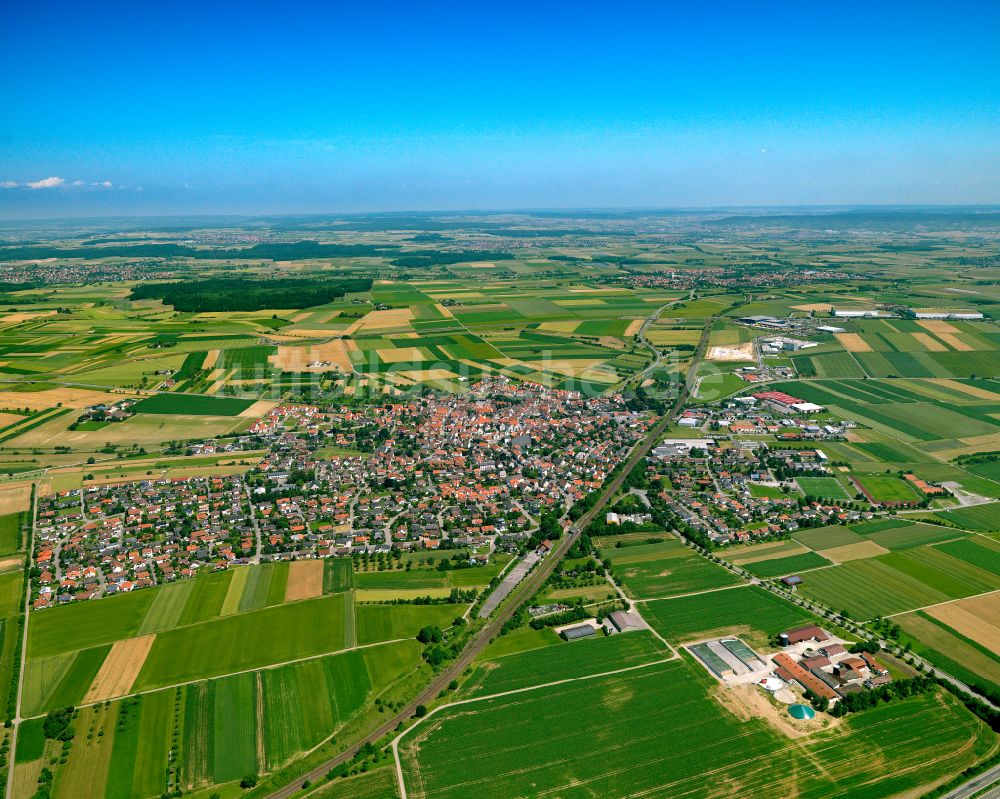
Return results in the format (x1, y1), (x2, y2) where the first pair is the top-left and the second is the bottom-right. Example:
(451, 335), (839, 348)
(30, 379), (654, 608)
(32, 476), (254, 608)
(674, 398), (851, 442)
(75, 398), (137, 425)
(648, 434), (881, 545)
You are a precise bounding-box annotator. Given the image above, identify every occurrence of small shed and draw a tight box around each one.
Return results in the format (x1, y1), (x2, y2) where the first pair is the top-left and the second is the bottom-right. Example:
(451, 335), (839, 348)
(560, 624), (596, 642)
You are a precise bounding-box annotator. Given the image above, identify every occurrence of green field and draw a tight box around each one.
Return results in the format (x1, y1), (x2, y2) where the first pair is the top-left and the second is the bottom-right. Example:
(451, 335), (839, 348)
(309, 767), (401, 799)
(641, 586), (815, 646)
(602, 538), (740, 599)
(792, 525), (866, 550)
(355, 603), (460, 645)
(466, 630), (669, 697)
(797, 476), (850, 500)
(0, 512), (22, 554)
(743, 551), (832, 578)
(854, 474), (921, 503)
(401, 658), (994, 799)
(927, 502), (1000, 532)
(131, 393), (255, 416)
(866, 523), (967, 550)
(798, 545), (1000, 619)
(134, 594), (348, 690)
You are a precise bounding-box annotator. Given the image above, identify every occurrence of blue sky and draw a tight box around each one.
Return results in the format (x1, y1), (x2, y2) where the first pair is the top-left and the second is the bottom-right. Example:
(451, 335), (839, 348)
(2, 0), (998, 217)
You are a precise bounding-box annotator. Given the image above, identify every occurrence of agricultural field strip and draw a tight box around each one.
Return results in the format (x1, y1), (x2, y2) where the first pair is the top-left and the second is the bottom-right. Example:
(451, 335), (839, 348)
(20, 636), (410, 719)
(882, 586), (1000, 620)
(628, 582), (754, 604)
(389, 654), (678, 799)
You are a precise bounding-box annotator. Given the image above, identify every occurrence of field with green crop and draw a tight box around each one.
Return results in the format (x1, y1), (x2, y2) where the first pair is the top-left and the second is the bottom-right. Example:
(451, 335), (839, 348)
(465, 630), (669, 697)
(797, 543), (1000, 619)
(401, 658), (995, 799)
(797, 476), (850, 499)
(854, 473), (921, 503)
(602, 538), (740, 598)
(132, 393), (255, 416)
(743, 551), (831, 577)
(641, 586), (816, 646)
(926, 502), (1000, 532)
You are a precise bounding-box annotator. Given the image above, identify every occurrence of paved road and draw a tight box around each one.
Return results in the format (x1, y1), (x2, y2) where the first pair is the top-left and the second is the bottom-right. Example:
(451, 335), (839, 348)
(940, 764), (1000, 799)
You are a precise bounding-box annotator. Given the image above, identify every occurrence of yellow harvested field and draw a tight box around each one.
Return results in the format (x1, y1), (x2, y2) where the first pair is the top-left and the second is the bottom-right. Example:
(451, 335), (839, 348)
(398, 368), (459, 381)
(0, 556), (23, 572)
(272, 338), (355, 372)
(624, 319), (644, 336)
(819, 541), (890, 563)
(522, 359), (605, 376)
(277, 327), (347, 339)
(221, 567), (249, 615)
(83, 634), (156, 703)
(934, 332), (973, 351)
(0, 485), (32, 514)
(0, 412), (26, 428)
(707, 343), (755, 361)
(202, 349), (221, 369)
(377, 346), (428, 363)
(911, 333), (948, 352)
(291, 310), (313, 322)
(284, 559), (324, 602)
(929, 378), (1000, 401)
(791, 303), (833, 313)
(238, 399), (280, 418)
(433, 303), (455, 318)
(1, 310), (57, 323)
(0, 387), (122, 410)
(927, 592), (1000, 653)
(537, 321), (581, 333)
(355, 588), (454, 601)
(729, 544), (810, 566)
(835, 333), (872, 353)
(917, 319), (961, 334)
(935, 432), (1000, 460)
(348, 308), (414, 332)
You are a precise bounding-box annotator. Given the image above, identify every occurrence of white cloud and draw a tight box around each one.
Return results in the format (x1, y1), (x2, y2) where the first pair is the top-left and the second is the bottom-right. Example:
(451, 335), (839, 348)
(0, 181), (17, 189)
(72, 180), (84, 187)
(27, 176), (65, 189)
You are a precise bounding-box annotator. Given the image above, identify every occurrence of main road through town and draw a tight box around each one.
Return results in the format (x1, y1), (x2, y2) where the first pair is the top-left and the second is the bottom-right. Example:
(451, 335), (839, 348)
(264, 321), (713, 799)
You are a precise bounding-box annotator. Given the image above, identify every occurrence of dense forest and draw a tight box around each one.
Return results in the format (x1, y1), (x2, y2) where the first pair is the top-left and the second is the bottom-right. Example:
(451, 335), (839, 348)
(129, 277), (373, 312)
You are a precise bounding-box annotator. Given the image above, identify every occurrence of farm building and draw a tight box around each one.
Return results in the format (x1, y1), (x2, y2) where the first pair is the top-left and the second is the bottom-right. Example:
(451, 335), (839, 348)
(740, 316), (787, 329)
(604, 610), (642, 635)
(909, 309), (984, 320)
(752, 391), (825, 415)
(780, 575), (803, 587)
(560, 623), (597, 642)
(832, 308), (886, 318)
(772, 652), (839, 701)
(690, 637), (767, 679)
(761, 336), (818, 352)
(779, 625), (829, 645)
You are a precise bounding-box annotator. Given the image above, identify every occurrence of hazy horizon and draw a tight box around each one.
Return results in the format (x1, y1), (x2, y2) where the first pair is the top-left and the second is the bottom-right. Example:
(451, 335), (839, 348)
(3, 0), (999, 218)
